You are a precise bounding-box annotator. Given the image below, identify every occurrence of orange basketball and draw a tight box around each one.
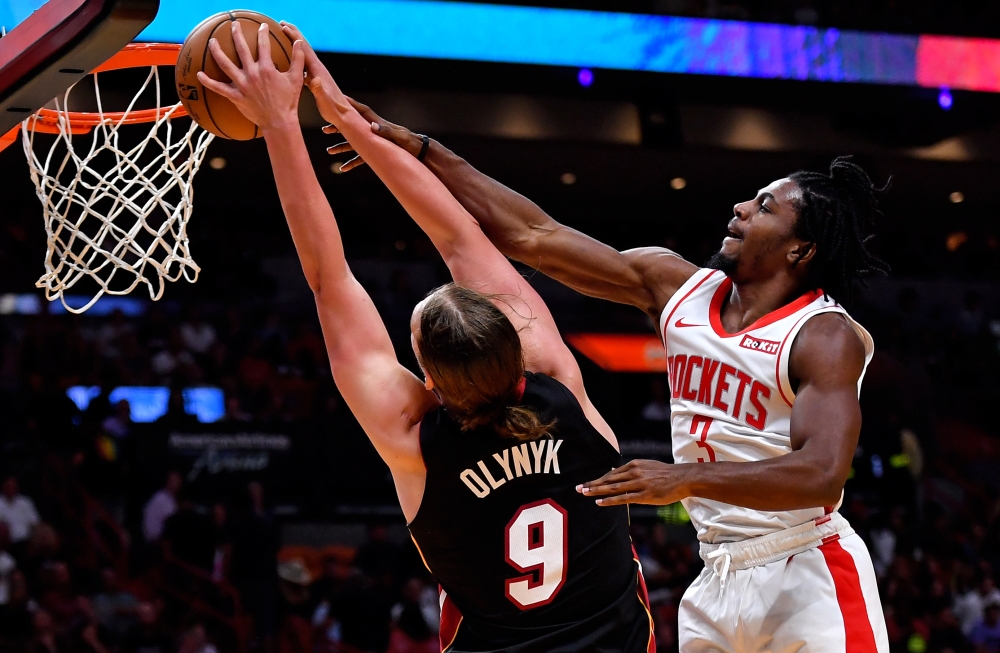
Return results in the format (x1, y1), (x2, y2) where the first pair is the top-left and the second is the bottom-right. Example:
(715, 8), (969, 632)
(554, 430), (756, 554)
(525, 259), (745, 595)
(176, 10), (293, 140)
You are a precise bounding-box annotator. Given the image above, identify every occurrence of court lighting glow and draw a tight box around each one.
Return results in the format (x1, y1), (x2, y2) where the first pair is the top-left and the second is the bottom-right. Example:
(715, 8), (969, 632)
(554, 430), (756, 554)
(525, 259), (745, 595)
(938, 87), (953, 110)
(208, 156), (226, 170)
(671, 177), (687, 190)
(950, 191), (964, 203)
(577, 68), (594, 87)
(83, 0), (1000, 95)
(946, 231), (968, 252)
(560, 172), (577, 185)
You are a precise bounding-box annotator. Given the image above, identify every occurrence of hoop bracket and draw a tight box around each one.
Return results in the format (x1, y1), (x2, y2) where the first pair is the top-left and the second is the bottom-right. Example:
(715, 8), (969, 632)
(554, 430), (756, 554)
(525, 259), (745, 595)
(1, 43), (188, 143)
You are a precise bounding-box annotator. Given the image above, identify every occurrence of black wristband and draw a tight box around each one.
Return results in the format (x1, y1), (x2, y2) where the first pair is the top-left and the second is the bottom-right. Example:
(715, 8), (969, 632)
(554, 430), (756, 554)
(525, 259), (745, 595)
(416, 134), (430, 162)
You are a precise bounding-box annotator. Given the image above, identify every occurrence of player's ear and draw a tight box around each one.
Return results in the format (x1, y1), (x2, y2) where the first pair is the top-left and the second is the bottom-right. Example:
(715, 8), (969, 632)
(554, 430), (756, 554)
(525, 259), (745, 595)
(788, 241), (816, 267)
(424, 377), (434, 391)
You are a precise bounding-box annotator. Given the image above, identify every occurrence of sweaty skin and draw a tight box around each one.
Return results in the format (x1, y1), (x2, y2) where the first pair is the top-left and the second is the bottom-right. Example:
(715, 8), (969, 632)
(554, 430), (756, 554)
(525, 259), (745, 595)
(303, 58), (869, 512)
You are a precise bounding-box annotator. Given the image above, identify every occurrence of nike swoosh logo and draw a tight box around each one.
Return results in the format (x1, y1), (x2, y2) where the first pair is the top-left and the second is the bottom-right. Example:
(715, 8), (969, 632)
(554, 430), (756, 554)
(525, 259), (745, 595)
(674, 318), (706, 328)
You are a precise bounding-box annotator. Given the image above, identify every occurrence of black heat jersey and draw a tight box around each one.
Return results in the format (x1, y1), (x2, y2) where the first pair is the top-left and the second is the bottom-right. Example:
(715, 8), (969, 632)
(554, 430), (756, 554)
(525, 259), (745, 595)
(408, 372), (654, 653)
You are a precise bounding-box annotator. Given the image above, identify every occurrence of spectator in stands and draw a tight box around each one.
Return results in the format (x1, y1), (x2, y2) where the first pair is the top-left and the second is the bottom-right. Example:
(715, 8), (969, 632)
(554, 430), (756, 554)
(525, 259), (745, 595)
(927, 607), (969, 653)
(972, 600), (1000, 653)
(140, 306), (171, 353)
(352, 524), (402, 592)
(0, 522), (16, 604)
(28, 609), (67, 653)
(17, 524), (60, 598)
(286, 321), (325, 370)
(276, 560), (313, 653)
(142, 472), (181, 543)
(180, 306), (217, 357)
(222, 394), (252, 423)
(100, 399), (132, 441)
(310, 552), (350, 608)
(957, 576), (1000, 636)
(211, 502), (230, 583)
(177, 623), (218, 653)
(328, 566), (391, 653)
(957, 291), (986, 337)
(155, 388), (200, 431)
(229, 482), (279, 651)
(38, 562), (107, 653)
(309, 552), (352, 653)
(95, 309), (135, 361)
(387, 577), (438, 653)
(641, 378), (672, 423)
(161, 489), (215, 572)
(39, 562), (84, 625)
(150, 329), (197, 382)
(237, 339), (274, 418)
(0, 570), (33, 652)
(120, 603), (171, 653)
(0, 475), (40, 546)
(90, 568), (139, 644)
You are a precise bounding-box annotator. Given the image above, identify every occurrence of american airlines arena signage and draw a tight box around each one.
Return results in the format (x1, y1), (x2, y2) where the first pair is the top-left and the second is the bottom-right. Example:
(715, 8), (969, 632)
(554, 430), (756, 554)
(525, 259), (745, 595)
(168, 432), (292, 480)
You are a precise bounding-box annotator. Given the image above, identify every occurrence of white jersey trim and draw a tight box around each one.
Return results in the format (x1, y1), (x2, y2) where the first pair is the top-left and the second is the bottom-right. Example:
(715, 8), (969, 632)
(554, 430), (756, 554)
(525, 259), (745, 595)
(658, 268), (719, 347)
(775, 307), (875, 406)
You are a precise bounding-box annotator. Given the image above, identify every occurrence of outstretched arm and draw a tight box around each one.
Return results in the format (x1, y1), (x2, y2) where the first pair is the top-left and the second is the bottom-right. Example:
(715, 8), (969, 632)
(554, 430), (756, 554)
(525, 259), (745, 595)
(418, 139), (696, 320)
(288, 41), (696, 321)
(579, 314), (865, 509)
(284, 25), (617, 447)
(197, 25), (435, 511)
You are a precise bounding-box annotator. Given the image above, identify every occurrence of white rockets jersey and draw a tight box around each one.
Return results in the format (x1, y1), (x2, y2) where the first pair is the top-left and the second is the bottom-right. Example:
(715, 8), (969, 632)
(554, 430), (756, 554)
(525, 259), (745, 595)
(659, 268), (874, 544)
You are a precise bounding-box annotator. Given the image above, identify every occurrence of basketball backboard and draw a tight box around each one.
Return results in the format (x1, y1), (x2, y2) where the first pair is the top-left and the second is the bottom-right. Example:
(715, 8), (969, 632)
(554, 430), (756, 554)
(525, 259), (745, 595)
(0, 0), (159, 144)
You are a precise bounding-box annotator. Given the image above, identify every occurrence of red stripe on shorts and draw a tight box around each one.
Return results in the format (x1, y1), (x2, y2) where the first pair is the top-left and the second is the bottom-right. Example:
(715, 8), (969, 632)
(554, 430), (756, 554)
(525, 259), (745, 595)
(819, 540), (878, 653)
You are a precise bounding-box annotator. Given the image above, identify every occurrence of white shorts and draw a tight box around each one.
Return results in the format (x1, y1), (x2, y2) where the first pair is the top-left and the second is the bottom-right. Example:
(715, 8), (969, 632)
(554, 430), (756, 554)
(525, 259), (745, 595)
(679, 513), (889, 653)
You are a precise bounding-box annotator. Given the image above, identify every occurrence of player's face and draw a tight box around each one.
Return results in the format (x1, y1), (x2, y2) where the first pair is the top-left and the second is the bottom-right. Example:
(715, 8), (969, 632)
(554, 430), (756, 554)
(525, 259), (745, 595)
(713, 178), (804, 279)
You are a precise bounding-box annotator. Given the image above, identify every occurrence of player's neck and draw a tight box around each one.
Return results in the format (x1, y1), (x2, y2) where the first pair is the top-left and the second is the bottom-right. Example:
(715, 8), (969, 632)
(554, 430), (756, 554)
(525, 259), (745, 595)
(723, 275), (806, 332)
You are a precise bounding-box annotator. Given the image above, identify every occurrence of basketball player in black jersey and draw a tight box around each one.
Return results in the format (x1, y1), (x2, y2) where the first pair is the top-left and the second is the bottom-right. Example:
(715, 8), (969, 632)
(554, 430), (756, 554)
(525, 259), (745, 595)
(199, 24), (654, 653)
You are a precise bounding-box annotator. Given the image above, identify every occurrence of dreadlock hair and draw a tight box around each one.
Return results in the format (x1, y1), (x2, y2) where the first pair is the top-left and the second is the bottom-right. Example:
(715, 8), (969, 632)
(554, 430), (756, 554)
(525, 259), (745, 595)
(788, 156), (890, 306)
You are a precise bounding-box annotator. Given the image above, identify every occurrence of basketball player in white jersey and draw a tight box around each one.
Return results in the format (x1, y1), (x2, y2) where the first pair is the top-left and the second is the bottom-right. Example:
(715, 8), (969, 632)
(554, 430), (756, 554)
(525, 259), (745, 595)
(317, 91), (891, 652)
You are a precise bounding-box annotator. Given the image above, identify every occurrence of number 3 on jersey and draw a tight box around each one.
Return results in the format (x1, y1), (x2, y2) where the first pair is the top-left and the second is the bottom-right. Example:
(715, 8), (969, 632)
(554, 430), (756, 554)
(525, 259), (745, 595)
(504, 499), (568, 610)
(691, 415), (716, 462)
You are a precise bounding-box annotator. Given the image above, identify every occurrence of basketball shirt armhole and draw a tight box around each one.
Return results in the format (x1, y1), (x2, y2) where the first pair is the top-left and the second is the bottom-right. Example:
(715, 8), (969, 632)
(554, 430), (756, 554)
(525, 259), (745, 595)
(777, 308), (876, 406)
(775, 307), (843, 407)
(658, 268), (717, 346)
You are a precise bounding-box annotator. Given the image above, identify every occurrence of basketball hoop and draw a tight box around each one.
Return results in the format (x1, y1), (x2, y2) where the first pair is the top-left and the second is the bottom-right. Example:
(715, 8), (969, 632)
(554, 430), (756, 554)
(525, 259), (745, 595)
(20, 43), (215, 314)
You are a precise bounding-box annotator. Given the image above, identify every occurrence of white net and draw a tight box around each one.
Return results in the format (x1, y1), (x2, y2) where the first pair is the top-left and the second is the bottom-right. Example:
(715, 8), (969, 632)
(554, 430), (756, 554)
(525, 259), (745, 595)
(22, 62), (215, 314)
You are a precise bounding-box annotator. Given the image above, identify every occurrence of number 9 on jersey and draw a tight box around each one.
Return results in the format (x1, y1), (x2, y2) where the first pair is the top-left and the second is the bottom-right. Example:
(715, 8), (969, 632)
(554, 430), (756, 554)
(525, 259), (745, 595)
(504, 499), (568, 610)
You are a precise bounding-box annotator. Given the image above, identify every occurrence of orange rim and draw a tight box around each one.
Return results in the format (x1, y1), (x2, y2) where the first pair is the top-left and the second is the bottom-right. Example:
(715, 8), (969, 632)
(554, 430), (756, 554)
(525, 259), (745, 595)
(28, 43), (189, 135)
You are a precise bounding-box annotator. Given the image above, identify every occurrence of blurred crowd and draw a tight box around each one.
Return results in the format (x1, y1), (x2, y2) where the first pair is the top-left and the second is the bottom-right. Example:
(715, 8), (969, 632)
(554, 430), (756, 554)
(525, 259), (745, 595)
(0, 275), (998, 653)
(0, 466), (441, 653)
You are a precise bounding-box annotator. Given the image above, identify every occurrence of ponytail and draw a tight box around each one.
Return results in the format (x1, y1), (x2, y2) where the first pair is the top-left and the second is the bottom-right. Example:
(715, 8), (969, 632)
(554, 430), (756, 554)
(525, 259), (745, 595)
(451, 394), (556, 442)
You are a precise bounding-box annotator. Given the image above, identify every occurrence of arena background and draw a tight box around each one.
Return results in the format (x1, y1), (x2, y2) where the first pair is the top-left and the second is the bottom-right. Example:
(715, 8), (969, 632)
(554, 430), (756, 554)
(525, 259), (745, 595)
(1, 1), (999, 653)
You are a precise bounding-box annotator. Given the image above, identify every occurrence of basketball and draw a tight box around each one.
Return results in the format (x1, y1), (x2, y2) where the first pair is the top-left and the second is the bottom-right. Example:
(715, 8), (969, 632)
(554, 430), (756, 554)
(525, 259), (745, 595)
(175, 10), (294, 140)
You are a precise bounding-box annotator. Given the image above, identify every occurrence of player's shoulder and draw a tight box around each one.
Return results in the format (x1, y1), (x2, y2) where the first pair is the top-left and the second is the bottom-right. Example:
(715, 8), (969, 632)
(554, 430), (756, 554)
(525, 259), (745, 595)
(621, 247), (700, 315)
(789, 311), (866, 380)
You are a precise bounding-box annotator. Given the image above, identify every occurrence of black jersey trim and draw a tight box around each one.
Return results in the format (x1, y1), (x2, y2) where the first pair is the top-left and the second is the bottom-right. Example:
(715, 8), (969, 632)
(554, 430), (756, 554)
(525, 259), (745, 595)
(540, 372), (622, 458)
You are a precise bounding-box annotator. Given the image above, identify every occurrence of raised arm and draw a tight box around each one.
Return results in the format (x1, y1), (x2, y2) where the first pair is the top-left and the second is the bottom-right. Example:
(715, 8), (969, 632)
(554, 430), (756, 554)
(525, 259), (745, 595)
(285, 33), (696, 321)
(283, 25), (617, 447)
(418, 139), (696, 319)
(197, 25), (435, 516)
